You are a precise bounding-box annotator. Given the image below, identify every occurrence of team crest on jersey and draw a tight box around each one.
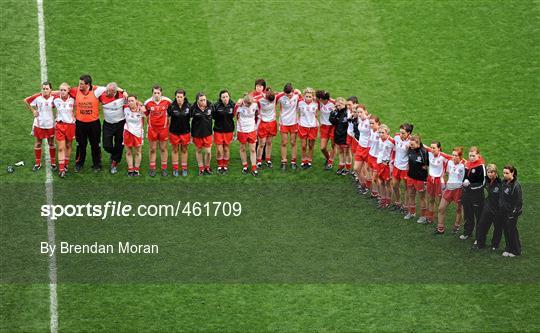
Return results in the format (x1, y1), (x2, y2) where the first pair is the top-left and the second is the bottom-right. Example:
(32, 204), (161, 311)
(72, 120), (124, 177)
(504, 188), (510, 194)
(472, 169), (476, 173)
(493, 187), (499, 193)
(150, 107), (155, 111)
(416, 157), (422, 162)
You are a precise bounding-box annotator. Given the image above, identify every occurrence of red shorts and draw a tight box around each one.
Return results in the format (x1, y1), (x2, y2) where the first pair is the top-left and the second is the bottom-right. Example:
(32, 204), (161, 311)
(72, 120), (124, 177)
(319, 124), (334, 139)
(33, 127), (54, 140)
(350, 138), (358, 152)
(392, 167), (408, 180)
(407, 178), (426, 192)
(55, 122), (75, 141)
(258, 121), (277, 138)
(298, 126), (318, 140)
(214, 131), (233, 145)
(354, 146), (369, 162)
(427, 176), (443, 197)
(443, 188), (462, 204)
(280, 124), (298, 133)
(346, 135), (353, 145)
(193, 135), (212, 148)
(169, 132), (190, 146)
(377, 163), (391, 181)
(367, 155), (378, 170)
(147, 126), (168, 142)
(237, 131), (257, 144)
(123, 131), (143, 147)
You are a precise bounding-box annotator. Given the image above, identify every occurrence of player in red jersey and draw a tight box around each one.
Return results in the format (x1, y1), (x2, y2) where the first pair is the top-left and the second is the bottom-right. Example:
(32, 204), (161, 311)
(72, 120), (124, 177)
(316, 90), (336, 170)
(123, 95), (145, 177)
(53, 83), (76, 177)
(24, 82), (57, 172)
(144, 85), (172, 177)
(297, 88), (318, 169)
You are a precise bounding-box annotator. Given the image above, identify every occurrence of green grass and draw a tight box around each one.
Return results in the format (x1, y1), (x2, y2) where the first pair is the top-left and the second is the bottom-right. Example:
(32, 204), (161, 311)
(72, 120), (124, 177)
(1, 0), (539, 332)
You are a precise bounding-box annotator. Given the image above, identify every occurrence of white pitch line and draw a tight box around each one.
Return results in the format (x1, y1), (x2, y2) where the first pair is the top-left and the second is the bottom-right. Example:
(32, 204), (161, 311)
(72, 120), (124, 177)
(36, 0), (58, 332)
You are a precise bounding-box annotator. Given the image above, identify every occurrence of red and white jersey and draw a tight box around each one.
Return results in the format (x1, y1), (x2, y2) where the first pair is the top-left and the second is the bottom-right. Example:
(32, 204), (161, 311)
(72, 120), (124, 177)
(235, 103), (258, 133)
(428, 152), (448, 178)
(346, 109), (355, 136)
(258, 98), (276, 122)
(275, 92), (299, 126)
(446, 159), (466, 190)
(53, 96), (75, 124)
(124, 106), (144, 138)
(357, 118), (371, 148)
(144, 97), (172, 129)
(318, 99), (335, 126)
(298, 100), (318, 128)
(393, 134), (410, 171)
(368, 129), (381, 157)
(100, 93), (125, 124)
(377, 137), (395, 164)
(27, 94), (55, 129)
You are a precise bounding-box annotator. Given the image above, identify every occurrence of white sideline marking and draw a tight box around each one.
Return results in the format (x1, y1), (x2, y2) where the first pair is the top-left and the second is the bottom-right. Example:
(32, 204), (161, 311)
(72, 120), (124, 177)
(36, 0), (58, 332)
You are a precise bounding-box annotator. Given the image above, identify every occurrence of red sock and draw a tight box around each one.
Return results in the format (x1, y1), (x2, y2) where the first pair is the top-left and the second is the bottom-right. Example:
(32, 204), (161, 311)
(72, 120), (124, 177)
(242, 162), (248, 168)
(251, 164), (257, 172)
(366, 180), (372, 188)
(224, 158), (229, 168)
(128, 167), (134, 172)
(410, 206), (417, 214)
(204, 162), (210, 170)
(111, 160), (117, 167)
(265, 157), (271, 163)
(421, 208), (427, 217)
(59, 162), (65, 172)
(161, 162), (167, 170)
(34, 147), (42, 165)
(181, 163), (187, 171)
(395, 201), (402, 207)
(49, 146), (56, 165)
(328, 159), (333, 165)
(199, 166), (204, 172)
(150, 162), (156, 170)
(345, 163), (351, 170)
(173, 163), (179, 171)
(338, 163), (345, 169)
(64, 158), (69, 168)
(291, 158), (296, 164)
(134, 166), (140, 172)
(257, 158), (262, 164)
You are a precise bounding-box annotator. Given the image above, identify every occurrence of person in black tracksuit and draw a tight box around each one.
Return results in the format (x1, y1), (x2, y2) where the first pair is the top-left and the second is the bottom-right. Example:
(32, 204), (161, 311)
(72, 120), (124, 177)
(461, 147), (486, 240)
(500, 165), (523, 257)
(405, 135), (429, 220)
(473, 164), (503, 249)
(168, 89), (191, 177)
(191, 92), (214, 175)
(212, 90), (236, 174)
(329, 97), (349, 174)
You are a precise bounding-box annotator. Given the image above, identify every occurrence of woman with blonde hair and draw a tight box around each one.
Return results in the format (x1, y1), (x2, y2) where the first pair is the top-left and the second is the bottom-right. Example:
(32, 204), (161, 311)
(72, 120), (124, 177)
(473, 164), (503, 250)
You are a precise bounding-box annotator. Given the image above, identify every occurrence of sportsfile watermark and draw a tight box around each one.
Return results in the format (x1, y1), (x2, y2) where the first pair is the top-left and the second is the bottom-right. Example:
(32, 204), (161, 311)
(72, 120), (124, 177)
(41, 201), (242, 220)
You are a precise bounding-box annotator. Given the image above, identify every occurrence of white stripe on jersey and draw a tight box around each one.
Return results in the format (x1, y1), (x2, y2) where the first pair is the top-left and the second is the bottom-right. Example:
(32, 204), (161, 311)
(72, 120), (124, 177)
(277, 93), (299, 126)
(318, 100), (335, 126)
(124, 106), (144, 138)
(428, 152), (447, 178)
(358, 118), (371, 147)
(368, 129), (381, 157)
(446, 159), (465, 190)
(298, 100), (318, 128)
(31, 94), (55, 129)
(258, 98), (276, 122)
(237, 103), (258, 133)
(53, 96), (75, 124)
(393, 135), (410, 171)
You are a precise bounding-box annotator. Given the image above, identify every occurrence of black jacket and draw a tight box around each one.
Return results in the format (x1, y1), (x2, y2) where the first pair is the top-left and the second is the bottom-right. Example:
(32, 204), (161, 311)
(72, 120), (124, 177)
(407, 146), (429, 181)
(499, 179), (523, 218)
(329, 107), (348, 145)
(212, 100), (235, 133)
(190, 102), (213, 138)
(351, 117), (360, 140)
(463, 160), (486, 196)
(484, 177), (502, 214)
(167, 100), (191, 135)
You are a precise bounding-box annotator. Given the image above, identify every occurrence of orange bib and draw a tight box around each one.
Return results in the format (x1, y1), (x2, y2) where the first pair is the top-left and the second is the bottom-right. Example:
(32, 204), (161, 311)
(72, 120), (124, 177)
(75, 88), (100, 122)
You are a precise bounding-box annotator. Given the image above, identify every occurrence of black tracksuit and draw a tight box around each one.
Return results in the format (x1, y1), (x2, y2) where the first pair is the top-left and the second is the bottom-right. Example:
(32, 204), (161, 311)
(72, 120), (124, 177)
(168, 100), (191, 135)
(407, 146), (429, 181)
(462, 161), (486, 238)
(329, 107), (348, 145)
(212, 100), (235, 133)
(500, 178), (523, 255)
(476, 177), (503, 248)
(191, 102), (213, 138)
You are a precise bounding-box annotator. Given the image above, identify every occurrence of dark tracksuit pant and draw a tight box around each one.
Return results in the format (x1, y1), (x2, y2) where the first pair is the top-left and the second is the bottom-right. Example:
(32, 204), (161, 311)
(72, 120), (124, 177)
(476, 207), (503, 248)
(462, 190), (484, 238)
(75, 119), (102, 169)
(102, 120), (125, 164)
(502, 214), (521, 255)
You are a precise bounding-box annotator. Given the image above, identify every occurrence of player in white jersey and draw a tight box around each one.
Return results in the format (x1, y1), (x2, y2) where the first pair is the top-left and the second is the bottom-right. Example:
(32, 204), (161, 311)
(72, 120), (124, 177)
(123, 95), (145, 177)
(24, 82), (57, 171)
(376, 125), (395, 208)
(423, 141), (448, 224)
(275, 83), (301, 171)
(390, 123), (413, 212)
(435, 147), (466, 234)
(297, 88), (318, 169)
(367, 115), (381, 198)
(316, 90), (336, 169)
(235, 94), (259, 176)
(256, 88), (277, 169)
(53, 83), (76, 177)
(354, 105), (371, 194)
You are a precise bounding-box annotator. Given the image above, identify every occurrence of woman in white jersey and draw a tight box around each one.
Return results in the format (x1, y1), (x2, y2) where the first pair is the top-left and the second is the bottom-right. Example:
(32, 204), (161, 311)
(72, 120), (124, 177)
(316, 90), (336, 170)
(367, 115), (381, 199)
(376, 124), (395, 208)
(391, 123), (413, 212)
(435, 146), (465, 234)
(275, 83), (301, 171)
(53, 83), (76, 178)
(123, 95), (146, 177)
(423, 141), (448, 224)
(354, 105), (371, 195)
(297, 88), (318, 169)
(24, 82), (57, 172)
(236, 94), (259, 176)
(256, 88), (277, 169)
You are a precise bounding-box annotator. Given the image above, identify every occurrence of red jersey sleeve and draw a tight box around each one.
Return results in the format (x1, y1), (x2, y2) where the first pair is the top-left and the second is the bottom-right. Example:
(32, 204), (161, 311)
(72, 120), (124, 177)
(25, 93), (41, 104)
(68, 87), (78, 98)
(440, 152), (452, 160)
